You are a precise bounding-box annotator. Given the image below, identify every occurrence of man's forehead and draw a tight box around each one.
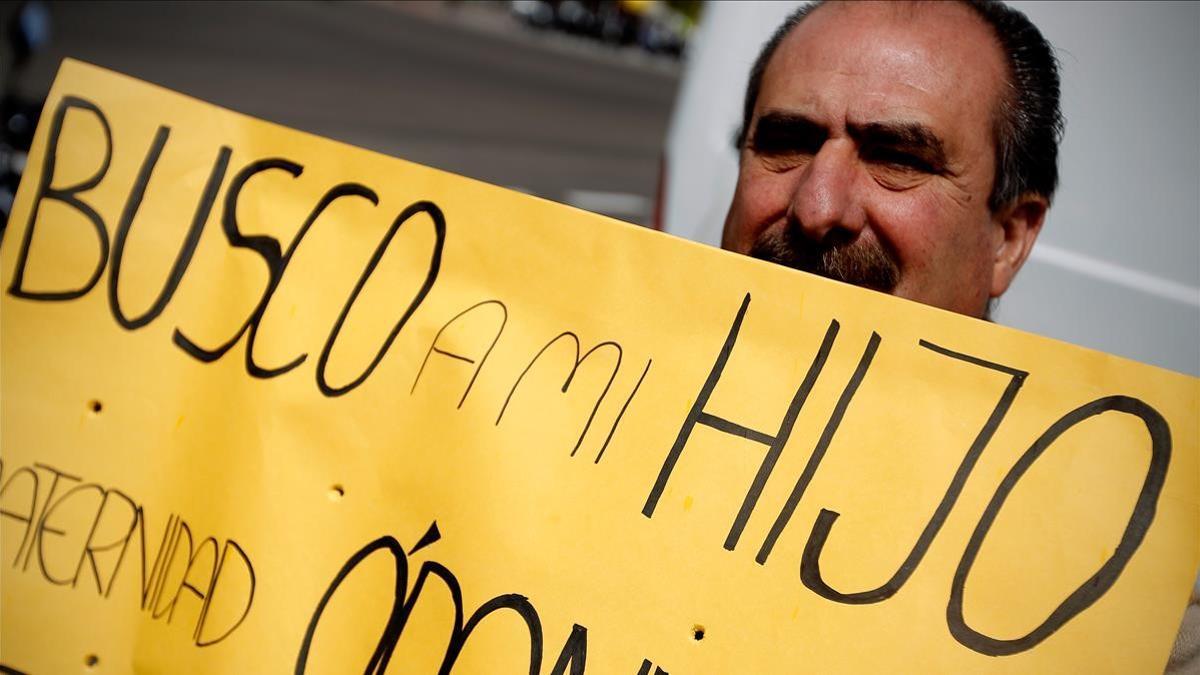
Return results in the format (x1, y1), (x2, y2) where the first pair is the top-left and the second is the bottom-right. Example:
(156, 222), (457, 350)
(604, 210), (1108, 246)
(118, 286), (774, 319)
(786, 0), (1003, 67)
(757, 1), (1006, 137)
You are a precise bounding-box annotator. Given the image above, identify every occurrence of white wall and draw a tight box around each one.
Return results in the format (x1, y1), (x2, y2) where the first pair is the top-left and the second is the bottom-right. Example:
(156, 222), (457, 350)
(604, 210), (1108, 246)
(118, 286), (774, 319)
(663, 1), (1200, 376)
(999, 1), (1199, 376)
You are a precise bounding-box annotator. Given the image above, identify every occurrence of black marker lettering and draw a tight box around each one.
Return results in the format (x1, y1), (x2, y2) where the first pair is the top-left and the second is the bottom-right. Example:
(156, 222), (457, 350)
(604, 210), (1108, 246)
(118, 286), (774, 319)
(150, 515), (184, 614)
(298, 534), (545, 674)
(108, 128), (230, 329)
(317, 200), (445, 397)
(549, 623), (588, 675)
(800, 342), (1027, 602)
(0, 466), (40, 567)
(594, 358), (652, 464)
(141, 513), (177, 610)
(24, 464), (80, 571)
(0, 462), (254, 644)
(295, 536), (406, 674)
(411, 299), (508, 407)
(245, 183), (379, 378)
(756, 331), (878, 564)
(442, 585), (543, 675)
(172, 536), (220, 626)
(36, 482), (104, 585)
(496, 332), (623, 456)
(195, 539), (255, 647)
(636, 659), (669, 675)
(75, 487), (139, 596)
(8, 96), (112, 300)
(642, 293), (839, 554)
(947, 396), (1170, 655)
(172, 158), (303, 363)
(153, 519), (193, 620)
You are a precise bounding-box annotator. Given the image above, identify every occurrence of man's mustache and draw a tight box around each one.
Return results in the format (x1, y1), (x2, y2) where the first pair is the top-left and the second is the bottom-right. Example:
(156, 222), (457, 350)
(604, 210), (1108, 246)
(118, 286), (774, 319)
(748, 228), (901, 292)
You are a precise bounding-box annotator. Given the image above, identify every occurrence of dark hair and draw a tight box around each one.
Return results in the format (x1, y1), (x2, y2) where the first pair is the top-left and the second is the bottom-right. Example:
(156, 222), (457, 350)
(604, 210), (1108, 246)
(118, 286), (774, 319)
(735, 0), (1064, 211)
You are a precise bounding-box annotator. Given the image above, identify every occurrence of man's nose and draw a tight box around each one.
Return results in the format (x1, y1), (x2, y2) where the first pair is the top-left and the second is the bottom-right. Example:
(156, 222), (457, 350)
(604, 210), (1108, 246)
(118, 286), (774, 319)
(788, 140), (866, 241)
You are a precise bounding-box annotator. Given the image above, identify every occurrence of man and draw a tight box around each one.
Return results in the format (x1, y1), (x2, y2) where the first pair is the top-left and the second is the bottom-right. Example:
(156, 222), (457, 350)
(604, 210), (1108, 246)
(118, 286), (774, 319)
(720, 1), (1197, 670)
(722, 0), (1059, 320)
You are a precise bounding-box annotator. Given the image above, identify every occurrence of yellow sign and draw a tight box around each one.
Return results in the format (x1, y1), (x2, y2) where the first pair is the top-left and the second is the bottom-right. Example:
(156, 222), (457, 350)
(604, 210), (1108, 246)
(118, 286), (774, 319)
(2, 60), (1197, 674)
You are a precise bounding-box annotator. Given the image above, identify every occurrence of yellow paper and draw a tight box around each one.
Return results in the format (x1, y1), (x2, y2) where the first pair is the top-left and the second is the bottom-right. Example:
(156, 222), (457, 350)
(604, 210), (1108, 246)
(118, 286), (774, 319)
(2, 60), (1197, 674)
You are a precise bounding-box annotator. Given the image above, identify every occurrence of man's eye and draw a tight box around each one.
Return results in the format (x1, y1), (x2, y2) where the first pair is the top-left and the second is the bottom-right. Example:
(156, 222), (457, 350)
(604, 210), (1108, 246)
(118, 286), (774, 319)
(864, 147), (935, 173)
(751, 129), (823, 156)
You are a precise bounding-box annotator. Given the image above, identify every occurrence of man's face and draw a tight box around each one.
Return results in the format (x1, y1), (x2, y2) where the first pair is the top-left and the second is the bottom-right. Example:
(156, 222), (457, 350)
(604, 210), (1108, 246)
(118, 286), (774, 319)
(723, 2), (1029, 318)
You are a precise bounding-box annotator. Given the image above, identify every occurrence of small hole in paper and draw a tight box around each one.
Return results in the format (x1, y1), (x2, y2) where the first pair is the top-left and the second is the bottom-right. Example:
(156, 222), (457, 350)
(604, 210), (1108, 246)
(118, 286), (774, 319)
(692, 625), (705, 641)
(329, 485), (345, 502)
(89, 400), (103, 414)
(85, 653), (100, 668)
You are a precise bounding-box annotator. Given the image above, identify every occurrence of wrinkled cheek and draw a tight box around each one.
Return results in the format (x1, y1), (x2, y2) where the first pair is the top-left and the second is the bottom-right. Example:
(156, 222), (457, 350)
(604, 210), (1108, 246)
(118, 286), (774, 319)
(870, 201), (964, 301)
(731, 172), (801, 252)
(724, 184), (771, 253)
(721, 198), (749, 252)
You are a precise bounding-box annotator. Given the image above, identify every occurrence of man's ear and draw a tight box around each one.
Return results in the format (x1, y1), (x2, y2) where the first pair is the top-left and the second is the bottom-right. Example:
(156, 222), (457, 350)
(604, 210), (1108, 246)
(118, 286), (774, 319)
(990, 193), (1048, 298)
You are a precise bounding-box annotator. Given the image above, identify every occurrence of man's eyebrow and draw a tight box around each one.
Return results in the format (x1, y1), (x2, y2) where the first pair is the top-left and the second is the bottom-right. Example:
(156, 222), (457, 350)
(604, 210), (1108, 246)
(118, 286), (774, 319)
(750, 112), (827, 148)
(850, 121), (948, 164)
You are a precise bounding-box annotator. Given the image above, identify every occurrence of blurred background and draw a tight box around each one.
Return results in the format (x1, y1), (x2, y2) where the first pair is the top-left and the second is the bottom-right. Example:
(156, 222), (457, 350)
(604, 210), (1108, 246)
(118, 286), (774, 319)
(1, 0), (1197, 375)
(0, 0), (697, 225)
